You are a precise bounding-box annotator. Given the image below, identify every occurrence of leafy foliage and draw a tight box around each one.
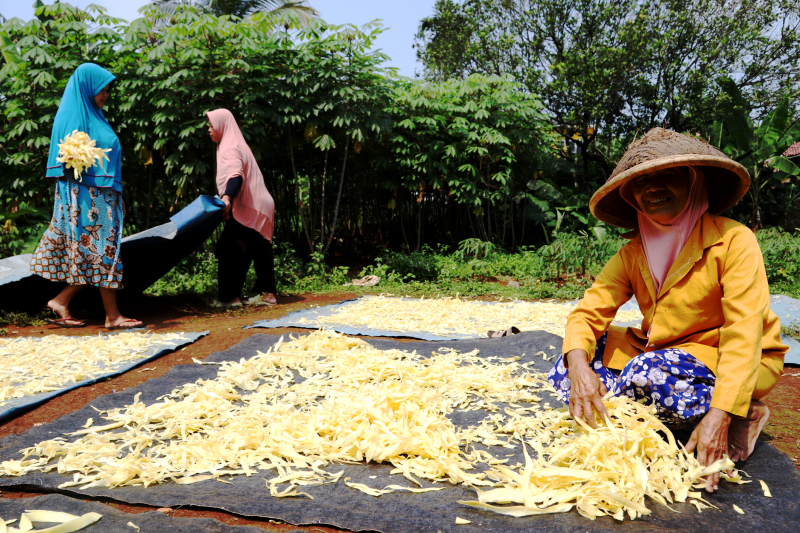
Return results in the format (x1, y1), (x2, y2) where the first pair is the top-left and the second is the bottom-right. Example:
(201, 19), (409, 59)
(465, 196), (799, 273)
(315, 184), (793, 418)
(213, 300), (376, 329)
(707, 80), (800, 229)
(1, 2), (555, 262)
(417, 0), (800, 187)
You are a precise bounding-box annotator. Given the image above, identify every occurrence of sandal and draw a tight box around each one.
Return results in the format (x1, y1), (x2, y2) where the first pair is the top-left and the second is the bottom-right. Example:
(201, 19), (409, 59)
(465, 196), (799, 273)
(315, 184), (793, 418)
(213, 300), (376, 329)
(245, 295), (277, 306)
(44, 309), (85, 328)
(487, 327), (521, 338)
(105, 318), (144, 330)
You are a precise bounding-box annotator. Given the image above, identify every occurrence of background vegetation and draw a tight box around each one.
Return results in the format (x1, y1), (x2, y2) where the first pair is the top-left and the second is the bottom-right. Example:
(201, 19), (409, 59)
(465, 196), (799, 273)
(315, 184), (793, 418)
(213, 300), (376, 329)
(1, 1), (799, 302)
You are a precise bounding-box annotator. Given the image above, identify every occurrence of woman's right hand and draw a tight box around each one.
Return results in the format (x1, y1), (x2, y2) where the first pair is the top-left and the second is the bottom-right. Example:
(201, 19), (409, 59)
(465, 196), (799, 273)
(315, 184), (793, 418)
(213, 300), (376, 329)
(567, 349), (609, 428)
(221, 195), (232, 221)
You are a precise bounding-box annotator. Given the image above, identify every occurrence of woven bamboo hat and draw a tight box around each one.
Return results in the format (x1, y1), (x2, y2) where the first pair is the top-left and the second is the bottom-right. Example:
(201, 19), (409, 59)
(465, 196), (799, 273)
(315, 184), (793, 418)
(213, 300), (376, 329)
(590, 128), (750, 228)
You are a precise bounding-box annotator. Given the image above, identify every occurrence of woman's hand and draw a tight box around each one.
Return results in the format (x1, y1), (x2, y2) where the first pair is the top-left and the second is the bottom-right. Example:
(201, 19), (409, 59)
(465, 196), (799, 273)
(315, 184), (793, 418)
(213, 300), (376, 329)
(221, 195), (232, 221)
(685, 407), (733, 492)
(567, 349), (609, 428)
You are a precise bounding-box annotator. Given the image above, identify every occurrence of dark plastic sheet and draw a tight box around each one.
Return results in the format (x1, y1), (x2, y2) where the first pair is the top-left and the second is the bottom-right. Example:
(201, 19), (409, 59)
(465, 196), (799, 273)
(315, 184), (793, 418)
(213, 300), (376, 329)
(0, 493), (266, 533)
(0, 195), (224, 312)
(0, 331), (208, 423)
(245, 297), (644, 340)
(0, 332), (797, 532)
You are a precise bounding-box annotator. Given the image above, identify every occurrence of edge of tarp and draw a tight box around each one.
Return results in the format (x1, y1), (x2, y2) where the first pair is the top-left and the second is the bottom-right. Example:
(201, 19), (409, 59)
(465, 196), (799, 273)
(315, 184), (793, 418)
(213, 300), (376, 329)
(0, 330), (209, 424)
(246, 295), (800, 363)
(0, 253), (34, 284)
(244, 297), (473, 340)
(121, 195), (224, 244)
(0, 492), (267, 533)
(244, 296), (644, 341)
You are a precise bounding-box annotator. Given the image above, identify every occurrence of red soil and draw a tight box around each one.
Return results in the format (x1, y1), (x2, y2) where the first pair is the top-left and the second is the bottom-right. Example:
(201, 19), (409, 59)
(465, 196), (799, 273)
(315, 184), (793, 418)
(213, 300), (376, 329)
(1, 291), (798, 530)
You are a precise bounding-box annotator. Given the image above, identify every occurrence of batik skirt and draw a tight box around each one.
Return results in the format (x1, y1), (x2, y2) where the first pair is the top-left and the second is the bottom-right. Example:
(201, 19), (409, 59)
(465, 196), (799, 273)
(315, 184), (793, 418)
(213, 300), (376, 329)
(548, 332), (717, 426)
(30, 177), (124, 289)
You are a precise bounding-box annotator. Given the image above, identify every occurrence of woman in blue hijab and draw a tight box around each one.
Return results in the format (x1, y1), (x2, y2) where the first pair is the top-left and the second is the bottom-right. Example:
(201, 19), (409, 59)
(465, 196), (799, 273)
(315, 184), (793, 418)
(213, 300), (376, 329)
(30, 63), (141, 328)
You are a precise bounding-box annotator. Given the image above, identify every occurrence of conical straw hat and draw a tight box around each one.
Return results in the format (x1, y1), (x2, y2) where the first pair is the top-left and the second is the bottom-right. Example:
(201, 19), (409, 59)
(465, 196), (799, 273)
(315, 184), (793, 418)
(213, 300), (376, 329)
(589, 128), (750, 229)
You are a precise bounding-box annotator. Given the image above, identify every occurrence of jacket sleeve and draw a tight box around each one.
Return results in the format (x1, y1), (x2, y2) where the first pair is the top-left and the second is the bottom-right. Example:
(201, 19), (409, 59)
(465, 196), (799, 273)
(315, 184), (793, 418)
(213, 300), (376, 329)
(710, 228), (767, 417)
(562, 247), (635, 365)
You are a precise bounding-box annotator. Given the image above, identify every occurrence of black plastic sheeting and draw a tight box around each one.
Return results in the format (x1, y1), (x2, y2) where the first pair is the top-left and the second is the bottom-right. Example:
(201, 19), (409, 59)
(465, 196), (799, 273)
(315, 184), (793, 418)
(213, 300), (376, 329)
(0, 332), (798, 533)
(0, 331), (208, 424)
(0, 195), (223, 312)
(0, 493), (267, 533)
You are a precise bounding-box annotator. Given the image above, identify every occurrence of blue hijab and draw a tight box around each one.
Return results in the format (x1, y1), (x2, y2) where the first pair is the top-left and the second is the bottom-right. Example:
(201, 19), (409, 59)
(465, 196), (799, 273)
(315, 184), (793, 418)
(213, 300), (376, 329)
(46, 63), (122, 192)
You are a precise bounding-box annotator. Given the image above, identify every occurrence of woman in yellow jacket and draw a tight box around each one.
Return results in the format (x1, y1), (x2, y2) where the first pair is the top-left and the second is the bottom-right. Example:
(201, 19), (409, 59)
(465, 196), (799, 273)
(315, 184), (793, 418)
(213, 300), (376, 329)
(548, 128), (786, 493)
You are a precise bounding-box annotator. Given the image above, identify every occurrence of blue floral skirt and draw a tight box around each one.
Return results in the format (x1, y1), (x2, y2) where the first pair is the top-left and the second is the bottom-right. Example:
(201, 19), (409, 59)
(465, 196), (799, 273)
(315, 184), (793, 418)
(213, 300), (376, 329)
(547, 332), (716, 425)
(30, 178), (124, 289)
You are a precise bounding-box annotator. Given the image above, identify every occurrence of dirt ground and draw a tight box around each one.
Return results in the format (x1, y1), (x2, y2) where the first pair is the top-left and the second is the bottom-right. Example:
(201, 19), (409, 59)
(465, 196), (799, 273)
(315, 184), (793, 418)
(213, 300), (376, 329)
(1, 292), (798, 531)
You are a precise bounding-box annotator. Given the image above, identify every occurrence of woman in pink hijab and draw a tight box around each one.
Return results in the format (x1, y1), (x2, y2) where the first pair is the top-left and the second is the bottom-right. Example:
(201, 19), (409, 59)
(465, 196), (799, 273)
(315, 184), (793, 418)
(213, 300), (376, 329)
(548, 129), (786, 494)
(206, 109), (277, 306)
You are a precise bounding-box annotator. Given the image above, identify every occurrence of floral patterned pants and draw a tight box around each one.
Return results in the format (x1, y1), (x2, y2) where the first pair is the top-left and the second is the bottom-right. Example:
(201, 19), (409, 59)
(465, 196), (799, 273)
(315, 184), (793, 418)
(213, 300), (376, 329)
(547, 332), (716, 425)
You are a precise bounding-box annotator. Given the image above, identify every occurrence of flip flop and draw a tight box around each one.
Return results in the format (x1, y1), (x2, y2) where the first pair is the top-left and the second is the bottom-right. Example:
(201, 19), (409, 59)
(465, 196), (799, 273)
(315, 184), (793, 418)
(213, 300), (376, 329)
(487, 327), (521, 338)
(245, 295), (277, 306)
(44, 317), (86, 328)
(105, 318), (144, 330)
(45, 308), (85, 328)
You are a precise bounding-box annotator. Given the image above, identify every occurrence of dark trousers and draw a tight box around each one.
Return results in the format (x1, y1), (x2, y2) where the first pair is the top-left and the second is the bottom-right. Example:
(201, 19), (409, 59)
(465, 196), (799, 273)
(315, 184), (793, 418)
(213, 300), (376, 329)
(216, 218), (277, 302)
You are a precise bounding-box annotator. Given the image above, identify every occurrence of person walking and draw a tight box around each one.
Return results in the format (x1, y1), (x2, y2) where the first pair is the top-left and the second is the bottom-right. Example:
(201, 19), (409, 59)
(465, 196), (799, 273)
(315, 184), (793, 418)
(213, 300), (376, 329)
(30, 63), (141, 329)
(206, 108), (278, 307)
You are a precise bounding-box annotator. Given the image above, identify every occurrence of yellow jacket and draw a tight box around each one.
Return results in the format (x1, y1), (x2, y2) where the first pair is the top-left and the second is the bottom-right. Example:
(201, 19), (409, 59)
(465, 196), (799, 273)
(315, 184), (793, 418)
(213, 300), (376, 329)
(563, 213), (787, 417)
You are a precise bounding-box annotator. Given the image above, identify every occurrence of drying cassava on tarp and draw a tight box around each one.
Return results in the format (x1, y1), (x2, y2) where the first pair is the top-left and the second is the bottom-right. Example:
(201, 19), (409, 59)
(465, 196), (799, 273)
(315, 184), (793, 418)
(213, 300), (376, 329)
(0, 509), (102, 533)
(0, 332), (189, 406)
(0, 331), (756, 518)
(459, 396), (745, 520)
(293, 295), (644, 338)
(0, 330), (757, 522)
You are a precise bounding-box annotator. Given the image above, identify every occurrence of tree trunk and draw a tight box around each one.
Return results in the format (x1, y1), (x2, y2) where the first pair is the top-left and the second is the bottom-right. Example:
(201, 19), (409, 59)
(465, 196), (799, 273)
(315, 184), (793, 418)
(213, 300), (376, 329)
(145, 165), (153, 230)
(323, 136), (350, 255)
(416, 194), (423, 252)
(320, 151), (329, 245)
(288, 129), (314, 252)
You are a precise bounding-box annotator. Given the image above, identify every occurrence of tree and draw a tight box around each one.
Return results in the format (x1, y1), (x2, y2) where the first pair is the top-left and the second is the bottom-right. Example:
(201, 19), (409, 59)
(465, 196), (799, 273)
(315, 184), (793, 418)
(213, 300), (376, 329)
(149, 0), (319, 25)
(417, 0), (800, 188)
(708, 79), (800, 230)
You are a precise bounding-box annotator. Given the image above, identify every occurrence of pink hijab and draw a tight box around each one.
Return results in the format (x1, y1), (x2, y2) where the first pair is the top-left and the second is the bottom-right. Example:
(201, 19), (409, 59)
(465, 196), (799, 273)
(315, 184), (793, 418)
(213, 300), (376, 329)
(620, 167), (708, 295)
(207, 109), (275, 241)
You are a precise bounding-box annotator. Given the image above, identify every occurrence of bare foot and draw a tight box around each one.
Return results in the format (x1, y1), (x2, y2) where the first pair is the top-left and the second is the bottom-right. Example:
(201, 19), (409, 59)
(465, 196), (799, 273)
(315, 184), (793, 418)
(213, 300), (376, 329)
(261, 292), (277, 305)
(727, 400), (770, 462)
(47, 299), (83, 326)
(105, 316), (143, 329)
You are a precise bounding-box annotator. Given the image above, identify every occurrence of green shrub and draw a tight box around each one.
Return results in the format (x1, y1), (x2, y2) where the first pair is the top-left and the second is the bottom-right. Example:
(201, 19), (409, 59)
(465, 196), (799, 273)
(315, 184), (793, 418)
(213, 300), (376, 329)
(364, 247), (441, 282)
(536, 231), (625, 279)
(757, 228), (800, 284)
(0, 309), (48, 328)
(145, 252), (219, 297)
(782, 319), (800, 342)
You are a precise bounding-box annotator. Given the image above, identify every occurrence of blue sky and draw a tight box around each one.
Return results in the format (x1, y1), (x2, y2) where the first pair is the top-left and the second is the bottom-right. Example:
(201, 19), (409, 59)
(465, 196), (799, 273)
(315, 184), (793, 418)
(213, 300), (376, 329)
(1, 0), (439, 77)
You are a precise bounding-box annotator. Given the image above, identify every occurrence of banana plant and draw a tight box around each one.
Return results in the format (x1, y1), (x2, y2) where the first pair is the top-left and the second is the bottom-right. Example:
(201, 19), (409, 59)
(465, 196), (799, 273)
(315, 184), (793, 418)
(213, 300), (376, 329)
(708, 79), (800, 230)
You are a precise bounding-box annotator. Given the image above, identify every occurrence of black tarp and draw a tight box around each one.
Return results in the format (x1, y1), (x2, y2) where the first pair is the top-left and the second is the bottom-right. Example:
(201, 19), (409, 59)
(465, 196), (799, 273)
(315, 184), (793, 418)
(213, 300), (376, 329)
(0, 195), (223, 312)
(0, 493), (269, 533)
(0, 332), (797, 532)
(0, 331), (208, 423)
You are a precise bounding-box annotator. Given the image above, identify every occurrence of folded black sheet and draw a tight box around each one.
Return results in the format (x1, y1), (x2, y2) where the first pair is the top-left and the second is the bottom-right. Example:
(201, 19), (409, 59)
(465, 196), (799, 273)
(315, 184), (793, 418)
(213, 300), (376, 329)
(0, 332), (797, 533)
(0, 195), (223, 312)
